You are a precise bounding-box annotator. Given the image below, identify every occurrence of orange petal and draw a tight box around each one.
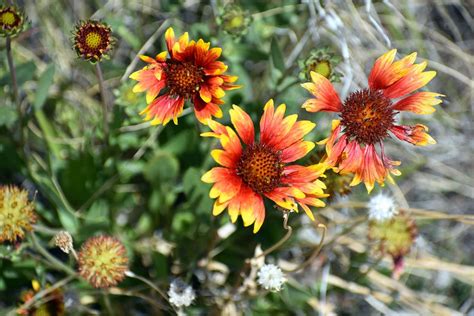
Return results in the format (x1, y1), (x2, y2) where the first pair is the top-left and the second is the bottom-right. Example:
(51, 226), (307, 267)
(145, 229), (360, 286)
(393, 92), (443, 114)
(204, 61), (228, 75)
(199, 86), (212, 103)
(208, 169), (243, 202)
(140, 94), (184, 126)
(211, 149), (239, 168)
(193, 96), (224, 125)
(390, 124), (436, 146)
(281, 141), (315, 163)
(219, 127), (243, 159)
(355, 145), (388, 193)
(337, 140), (363, 173)
(139, 55), (158, 64)
(368, 50), (419, 90)
(213, 199), (229, 216)
(274, 120), (315, 151)
(260, 101), (288, 145)
(229, 105), (255, 145)
(201, 119), (228, 138)
(383, 62), (436, 98)
(155, 51), (168, 62)
(301, 72), (342, 112)
(165, 27), (175, 53)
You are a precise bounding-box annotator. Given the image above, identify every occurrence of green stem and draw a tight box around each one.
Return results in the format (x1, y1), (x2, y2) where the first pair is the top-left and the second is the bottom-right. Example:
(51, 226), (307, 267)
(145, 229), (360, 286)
(125, 271), (169, 303)
(30, 232), (77, 276)
(95, 62), (110, 142)
(6, 35), (24, 147)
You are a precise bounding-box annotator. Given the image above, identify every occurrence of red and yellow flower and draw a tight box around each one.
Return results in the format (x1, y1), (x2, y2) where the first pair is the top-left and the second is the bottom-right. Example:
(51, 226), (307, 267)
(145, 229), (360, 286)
(302, 49), (443, 192)
(130, 27), (239, 126)
(0, 6), (26, 37)
(73, 20), (113, 62)
(201, 100), (328, 233)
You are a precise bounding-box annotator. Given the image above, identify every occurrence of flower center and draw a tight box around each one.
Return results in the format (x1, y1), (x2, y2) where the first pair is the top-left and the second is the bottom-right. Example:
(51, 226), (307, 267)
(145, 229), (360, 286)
(1, 12), (15, 25)
(0, 9), (20, 29)
(340, 89), (394, 144)
(237, 143), (284, 194)
(310, 60), (331, 78)
(85, 31), (102, 49)
(165, 61), (204, 99)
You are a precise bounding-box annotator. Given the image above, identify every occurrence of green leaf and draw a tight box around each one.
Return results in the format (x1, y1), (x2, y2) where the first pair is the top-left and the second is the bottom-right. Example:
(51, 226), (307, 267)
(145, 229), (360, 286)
(144, 151), (180, 185)
(117, 25), (141, 50)
(34, 64), (55, 110)
(0, 61), (36, 86)
(0, 106), (17, 128)
(270, 36), (285, 73)
(57, 207), (79, 234)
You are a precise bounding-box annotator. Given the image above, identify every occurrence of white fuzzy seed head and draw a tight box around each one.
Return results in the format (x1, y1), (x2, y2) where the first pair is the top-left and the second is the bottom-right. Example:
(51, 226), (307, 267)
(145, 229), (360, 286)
(367, 193), (398, 222)
(257, 264), (286, 292)
(168, 280), (196, 308)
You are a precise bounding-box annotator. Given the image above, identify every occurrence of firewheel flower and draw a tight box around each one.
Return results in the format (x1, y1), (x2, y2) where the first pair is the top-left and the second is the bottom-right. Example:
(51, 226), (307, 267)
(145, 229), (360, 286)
(73, 20), (113, 63)
(129, 27), (239, 126)
(201, 100), (328, 233)
(302, 49), (443, 192)
(0, 185), (36, 243)
(78, 235), (129, 288)
(0, 6), (26, 37)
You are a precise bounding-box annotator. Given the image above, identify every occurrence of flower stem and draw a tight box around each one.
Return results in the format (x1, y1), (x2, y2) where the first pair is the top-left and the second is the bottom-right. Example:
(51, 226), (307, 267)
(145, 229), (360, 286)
(252, 211), (293, 261)
(30, 232), (77, 276)
(6, 35), (24, 146)
(125, 271), (169, 303)
(95, 62), (110, 142)
(283, 223), (327, 272)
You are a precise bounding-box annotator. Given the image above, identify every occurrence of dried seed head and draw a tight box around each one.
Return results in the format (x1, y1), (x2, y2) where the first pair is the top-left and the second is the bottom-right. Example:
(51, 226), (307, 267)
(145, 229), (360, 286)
(54, 231), (74, 254)
(0, 185), (36, 243)
(78, 235), (129, 288)
(368, 212), (417, 258)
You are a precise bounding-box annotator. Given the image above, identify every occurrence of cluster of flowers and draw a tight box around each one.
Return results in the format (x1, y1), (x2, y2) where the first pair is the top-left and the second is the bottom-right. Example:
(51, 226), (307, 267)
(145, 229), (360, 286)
(129, 27), (442, 233)
(0, 4), (440, 311)
(0, 5), (442, 234)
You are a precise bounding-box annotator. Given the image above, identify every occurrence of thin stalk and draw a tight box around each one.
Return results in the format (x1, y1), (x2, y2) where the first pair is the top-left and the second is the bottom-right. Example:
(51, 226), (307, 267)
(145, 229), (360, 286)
(95, 63), (110, 141)
(30, 233), (77, 276)
(283, 223), (327, 273)
(6, 35), (24, 146)
(251, 212), (293, 261)
(125, 271), (169, 303)
(103, 293), (114, 315)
